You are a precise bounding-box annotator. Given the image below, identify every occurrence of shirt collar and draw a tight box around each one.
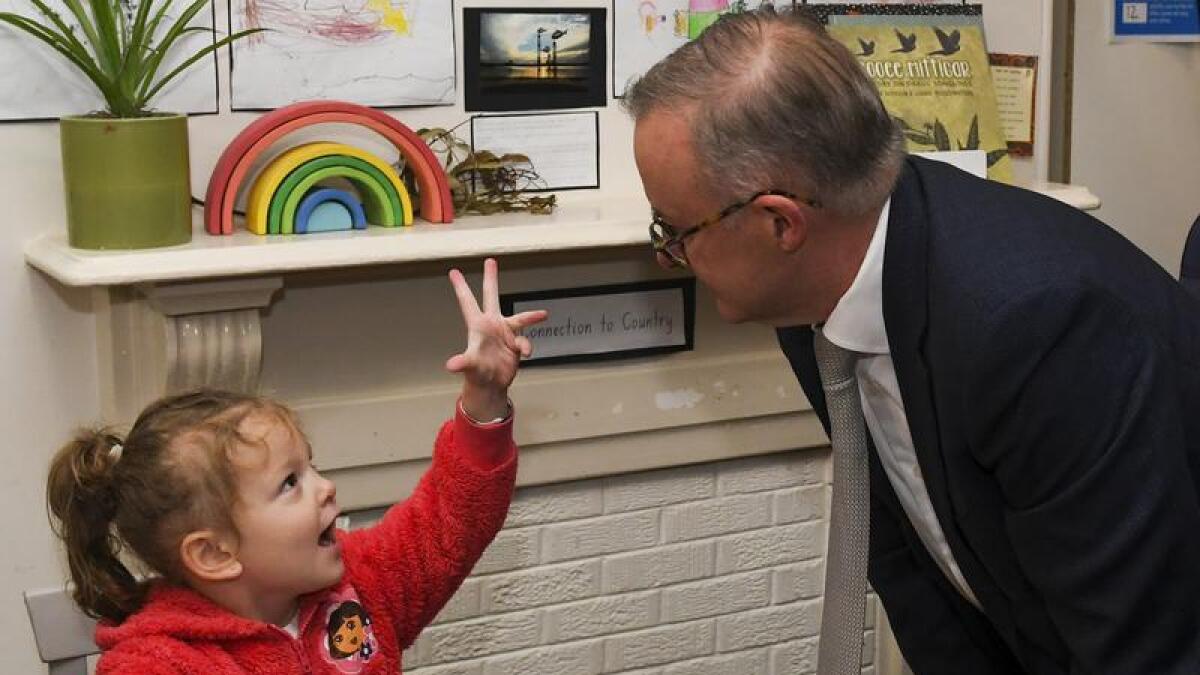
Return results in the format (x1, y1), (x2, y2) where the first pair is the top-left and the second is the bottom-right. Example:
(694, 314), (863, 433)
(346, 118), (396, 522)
(820, 199), (891, 355)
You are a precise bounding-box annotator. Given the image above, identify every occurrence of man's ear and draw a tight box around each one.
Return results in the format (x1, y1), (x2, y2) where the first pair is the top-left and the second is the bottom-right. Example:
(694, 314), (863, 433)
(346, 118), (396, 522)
(757, 193), (809, 253)
(179, 530), (243, 582)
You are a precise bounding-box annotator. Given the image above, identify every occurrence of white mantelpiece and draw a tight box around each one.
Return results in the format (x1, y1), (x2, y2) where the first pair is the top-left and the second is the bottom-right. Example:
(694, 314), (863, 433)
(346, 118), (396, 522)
(25, 201), (649, 286)
(25, 187), (1099, 510)
(24, 185), (1097, 287)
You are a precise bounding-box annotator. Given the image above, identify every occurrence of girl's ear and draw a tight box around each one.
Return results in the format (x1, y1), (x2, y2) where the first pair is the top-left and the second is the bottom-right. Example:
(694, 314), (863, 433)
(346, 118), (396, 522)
(756, 193), (809, 253)
(179, 530), (242, 582)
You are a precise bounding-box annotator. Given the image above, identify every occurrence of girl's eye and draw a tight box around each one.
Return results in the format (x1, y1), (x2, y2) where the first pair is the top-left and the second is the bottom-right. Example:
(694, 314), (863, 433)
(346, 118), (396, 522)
(281, 472), (299, 492)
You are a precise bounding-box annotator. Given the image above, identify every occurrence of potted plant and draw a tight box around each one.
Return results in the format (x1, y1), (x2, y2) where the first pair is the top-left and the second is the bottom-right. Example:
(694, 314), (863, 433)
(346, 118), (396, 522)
(0, 0), (260, 249)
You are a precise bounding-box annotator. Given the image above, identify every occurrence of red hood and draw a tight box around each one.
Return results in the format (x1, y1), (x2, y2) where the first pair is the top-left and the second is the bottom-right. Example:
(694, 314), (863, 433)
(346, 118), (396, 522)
(95, 583), (280, 649)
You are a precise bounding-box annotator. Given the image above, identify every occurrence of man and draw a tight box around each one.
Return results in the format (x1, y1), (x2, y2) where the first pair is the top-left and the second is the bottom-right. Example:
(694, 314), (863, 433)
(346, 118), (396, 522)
(624, 8), (1200, 674)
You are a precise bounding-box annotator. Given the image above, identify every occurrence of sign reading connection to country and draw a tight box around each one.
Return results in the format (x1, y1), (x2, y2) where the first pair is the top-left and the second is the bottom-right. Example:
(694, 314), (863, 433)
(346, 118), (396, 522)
(501, 279), (696, 366)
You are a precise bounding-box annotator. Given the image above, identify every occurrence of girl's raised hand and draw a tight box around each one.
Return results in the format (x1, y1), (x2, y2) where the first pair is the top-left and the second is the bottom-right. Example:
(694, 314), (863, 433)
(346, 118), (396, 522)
(446, 258), (548, 421)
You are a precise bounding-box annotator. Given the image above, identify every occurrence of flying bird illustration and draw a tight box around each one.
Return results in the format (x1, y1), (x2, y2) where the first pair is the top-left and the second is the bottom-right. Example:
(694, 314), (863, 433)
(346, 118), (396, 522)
(892, 29), (917, 53)
(928, 27), (960, 56)
(856, 37), (875, 56)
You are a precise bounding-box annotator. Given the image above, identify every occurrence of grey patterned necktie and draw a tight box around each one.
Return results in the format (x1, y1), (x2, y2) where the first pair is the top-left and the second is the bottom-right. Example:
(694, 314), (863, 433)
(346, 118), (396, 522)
(813, 329), (871, 675)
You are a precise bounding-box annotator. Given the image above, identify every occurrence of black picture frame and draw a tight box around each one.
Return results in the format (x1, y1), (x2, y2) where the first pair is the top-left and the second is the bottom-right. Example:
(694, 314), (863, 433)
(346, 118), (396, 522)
(463, 7), (607, 112)
(500, 278), (696, 367)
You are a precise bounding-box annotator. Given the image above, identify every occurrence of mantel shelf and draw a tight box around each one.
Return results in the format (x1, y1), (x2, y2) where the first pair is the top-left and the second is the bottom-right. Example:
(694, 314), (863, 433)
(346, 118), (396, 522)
(25, 183), (1099, 288)
(25, 200), (650, 287)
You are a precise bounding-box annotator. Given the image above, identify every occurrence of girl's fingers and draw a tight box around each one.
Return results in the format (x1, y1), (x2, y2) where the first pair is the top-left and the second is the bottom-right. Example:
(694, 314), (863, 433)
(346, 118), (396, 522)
(481, 257), (500, 315)
(515, 335), (534, 358)
(445, 352), (470, 373)
(508, 309), (549, 331)
(449, 261), (541, 373)
(448, 268), (481, 320)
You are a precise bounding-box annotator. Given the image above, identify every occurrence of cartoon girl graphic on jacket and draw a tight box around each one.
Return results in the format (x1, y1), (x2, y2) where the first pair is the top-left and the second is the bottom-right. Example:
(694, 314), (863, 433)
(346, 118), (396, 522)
(324, 599), (377, 670)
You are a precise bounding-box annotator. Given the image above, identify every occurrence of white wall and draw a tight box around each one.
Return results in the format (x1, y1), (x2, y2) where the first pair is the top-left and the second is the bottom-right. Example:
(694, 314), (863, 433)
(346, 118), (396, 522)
(0, 2), (629, 671)
(0, 123), (101, 672)
(1070, 2), (1200, 273)
(2, 1), (1198, 672)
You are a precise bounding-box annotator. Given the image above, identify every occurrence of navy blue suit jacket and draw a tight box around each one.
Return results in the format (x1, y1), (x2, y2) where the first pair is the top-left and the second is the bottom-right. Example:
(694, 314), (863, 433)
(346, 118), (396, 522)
(778, 157), (1200, 674)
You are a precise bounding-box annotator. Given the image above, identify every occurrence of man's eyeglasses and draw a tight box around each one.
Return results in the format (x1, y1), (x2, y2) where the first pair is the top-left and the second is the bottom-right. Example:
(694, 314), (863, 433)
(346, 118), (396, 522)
(648, 189), (820, 269)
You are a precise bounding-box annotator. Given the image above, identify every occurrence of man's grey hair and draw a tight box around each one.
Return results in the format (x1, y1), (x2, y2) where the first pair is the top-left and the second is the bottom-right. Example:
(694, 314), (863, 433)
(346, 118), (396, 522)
(623, 8), (905, 217)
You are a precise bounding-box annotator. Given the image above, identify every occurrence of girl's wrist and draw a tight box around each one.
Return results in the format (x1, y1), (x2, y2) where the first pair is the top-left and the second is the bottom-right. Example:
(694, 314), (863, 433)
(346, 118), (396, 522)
(460, 387), (510, 423)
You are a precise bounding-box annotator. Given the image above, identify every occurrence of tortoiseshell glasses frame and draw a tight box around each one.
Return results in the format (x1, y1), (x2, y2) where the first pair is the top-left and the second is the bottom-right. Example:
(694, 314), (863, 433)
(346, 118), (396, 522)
(648, 189), (821, 268)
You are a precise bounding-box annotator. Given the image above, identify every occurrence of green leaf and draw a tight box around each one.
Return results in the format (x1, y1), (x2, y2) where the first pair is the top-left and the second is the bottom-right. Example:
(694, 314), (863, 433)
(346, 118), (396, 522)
(87, 0), (123, 77)
(965, 115), (980, 151)
(3, 0), (260, 115)
(986, 148), (1008, 167)
(56, 0), (106, 69)
(0, 12), (120, 105)
(933, 119), (950, 151)
(119, 0), (157, 88)
(134, 0), (206, 95)
(902, 130), (934, 146)
(22, 0), (92, 60)
(141, 26), (262, 106)
(140, 0), (175, 57)
(116, 0), (128, 53)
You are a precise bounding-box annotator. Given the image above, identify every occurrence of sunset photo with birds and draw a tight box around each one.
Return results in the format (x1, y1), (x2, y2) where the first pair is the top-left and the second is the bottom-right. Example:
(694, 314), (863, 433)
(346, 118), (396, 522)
(477, 11), (594, 95)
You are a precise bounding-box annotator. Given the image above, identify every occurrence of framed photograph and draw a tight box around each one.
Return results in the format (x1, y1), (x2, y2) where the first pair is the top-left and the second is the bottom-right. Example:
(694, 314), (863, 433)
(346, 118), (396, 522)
(501, 278), (696, 366)
(463, 7), (607, 112)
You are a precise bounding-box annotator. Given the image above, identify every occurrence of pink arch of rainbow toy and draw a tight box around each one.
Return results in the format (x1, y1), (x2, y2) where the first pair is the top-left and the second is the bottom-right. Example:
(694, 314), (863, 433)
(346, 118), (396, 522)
(204, 101), (453, 235)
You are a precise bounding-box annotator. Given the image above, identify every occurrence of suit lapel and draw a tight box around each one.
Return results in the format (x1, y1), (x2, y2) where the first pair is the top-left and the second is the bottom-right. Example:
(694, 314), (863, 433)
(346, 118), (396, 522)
(881, 160), (974, 578)
(883, 158), (1035, 664)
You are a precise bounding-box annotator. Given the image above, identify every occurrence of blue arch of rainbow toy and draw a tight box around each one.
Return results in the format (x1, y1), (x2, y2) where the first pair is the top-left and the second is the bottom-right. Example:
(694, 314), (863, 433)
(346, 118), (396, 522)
(295, 188), (367, 233)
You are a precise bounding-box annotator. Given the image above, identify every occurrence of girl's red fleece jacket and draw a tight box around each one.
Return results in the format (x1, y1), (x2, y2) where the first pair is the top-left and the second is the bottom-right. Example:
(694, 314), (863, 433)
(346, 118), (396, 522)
(93, 408), (517, 674)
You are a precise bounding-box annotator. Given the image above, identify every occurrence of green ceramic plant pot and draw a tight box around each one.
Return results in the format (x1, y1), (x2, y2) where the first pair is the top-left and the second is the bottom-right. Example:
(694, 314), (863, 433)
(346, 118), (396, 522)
(60, 114), (192, 250)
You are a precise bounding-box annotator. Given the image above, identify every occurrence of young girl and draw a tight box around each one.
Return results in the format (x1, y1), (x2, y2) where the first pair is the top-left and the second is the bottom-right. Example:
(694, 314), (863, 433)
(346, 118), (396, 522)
(47, 259), (547, 674)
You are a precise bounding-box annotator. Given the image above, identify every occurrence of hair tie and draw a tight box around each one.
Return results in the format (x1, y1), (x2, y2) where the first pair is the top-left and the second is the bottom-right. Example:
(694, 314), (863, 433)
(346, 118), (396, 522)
(108, 443), (124, 463)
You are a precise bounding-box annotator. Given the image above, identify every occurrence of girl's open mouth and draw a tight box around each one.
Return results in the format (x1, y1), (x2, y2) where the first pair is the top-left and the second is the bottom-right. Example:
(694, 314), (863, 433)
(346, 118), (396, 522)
(318, 520), (337, 547)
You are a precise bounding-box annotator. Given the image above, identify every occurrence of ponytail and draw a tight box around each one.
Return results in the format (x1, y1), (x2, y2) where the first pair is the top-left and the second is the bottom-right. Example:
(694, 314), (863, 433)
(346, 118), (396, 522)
(45, 389), (287, 624)
(46, 429), (144, 623)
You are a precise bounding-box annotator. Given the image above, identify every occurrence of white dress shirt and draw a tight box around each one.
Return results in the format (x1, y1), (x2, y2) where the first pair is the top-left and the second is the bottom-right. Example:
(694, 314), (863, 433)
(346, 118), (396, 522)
(821, 199), (980, 607)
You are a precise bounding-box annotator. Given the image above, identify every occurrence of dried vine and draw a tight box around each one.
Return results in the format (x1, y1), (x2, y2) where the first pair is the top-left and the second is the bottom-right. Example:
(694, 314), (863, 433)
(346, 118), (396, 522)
(400, 120), (557, 216)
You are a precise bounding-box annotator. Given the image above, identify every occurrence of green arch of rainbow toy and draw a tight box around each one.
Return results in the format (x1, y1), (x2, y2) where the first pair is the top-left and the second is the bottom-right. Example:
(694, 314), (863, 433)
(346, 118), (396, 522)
(204, 100), (453, 235)
(282, 164), (393, 234)
(245, 141), (413, 234)
(271, 156), (400, 234)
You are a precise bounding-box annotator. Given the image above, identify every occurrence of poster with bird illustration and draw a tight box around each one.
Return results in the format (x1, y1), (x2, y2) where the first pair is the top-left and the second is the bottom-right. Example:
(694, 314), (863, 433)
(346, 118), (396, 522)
(228, 0), (453, 110)
(808, 4), (1012, 183)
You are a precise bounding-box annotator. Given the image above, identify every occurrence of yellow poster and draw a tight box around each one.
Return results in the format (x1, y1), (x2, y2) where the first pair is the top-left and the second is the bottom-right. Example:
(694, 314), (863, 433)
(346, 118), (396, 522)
(826, 20), (1013, 183)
